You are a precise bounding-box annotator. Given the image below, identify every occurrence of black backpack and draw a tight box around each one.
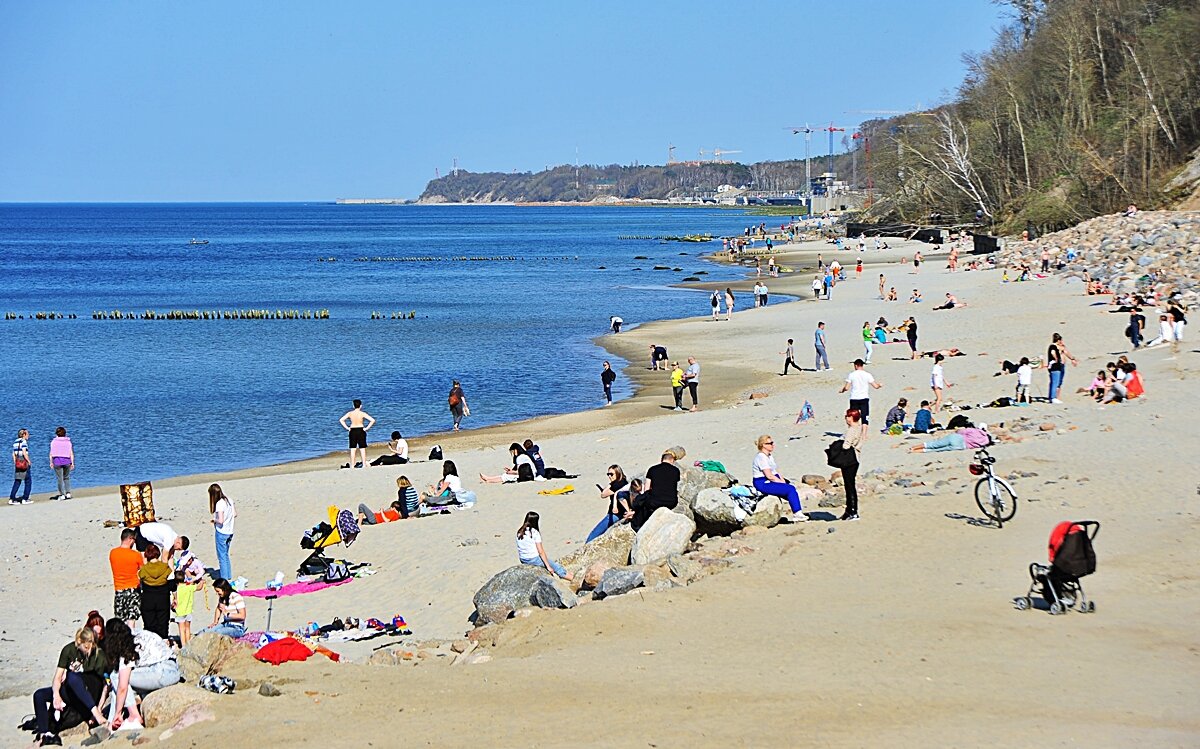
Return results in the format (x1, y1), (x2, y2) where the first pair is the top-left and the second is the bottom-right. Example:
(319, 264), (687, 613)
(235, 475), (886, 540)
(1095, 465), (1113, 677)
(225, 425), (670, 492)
(428, 445), (443, 461)
(1053, 530), (1097, 579)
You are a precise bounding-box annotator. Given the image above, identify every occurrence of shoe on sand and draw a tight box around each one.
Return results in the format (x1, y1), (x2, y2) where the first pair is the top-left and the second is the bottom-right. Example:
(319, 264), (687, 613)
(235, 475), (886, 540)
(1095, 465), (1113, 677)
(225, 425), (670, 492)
(790, 512), (808, 522)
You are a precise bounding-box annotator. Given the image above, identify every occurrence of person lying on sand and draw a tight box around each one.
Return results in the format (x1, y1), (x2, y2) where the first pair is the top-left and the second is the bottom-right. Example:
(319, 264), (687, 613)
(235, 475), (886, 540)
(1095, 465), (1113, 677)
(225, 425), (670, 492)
(909, 424), (991, 453)
(920, 348), (965, 358)
(357, 500), (406, 525)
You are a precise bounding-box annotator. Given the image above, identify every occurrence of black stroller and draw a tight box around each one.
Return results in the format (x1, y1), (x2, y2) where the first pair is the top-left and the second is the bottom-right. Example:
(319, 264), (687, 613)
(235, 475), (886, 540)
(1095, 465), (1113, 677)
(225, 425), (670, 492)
(1014, 520), (1098, 615)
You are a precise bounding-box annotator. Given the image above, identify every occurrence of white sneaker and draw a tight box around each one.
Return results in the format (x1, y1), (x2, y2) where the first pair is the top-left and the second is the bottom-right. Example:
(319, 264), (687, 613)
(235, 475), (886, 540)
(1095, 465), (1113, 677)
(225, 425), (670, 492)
(791, 512), (809, 522)
(1052, 398), (1063, 404)
(64, 493), (72, 500)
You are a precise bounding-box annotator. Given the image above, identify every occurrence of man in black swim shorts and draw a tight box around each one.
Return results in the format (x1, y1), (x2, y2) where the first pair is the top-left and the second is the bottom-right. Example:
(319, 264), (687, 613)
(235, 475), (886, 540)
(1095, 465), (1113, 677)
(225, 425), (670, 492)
(339, 399), (375, 469)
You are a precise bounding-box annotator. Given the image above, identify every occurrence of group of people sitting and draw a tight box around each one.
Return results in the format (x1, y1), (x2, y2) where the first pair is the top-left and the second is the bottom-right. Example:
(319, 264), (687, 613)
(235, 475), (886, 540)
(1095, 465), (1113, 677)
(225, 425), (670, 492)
(1084, 358), (1144, 404)
(478, 439), (569, 484)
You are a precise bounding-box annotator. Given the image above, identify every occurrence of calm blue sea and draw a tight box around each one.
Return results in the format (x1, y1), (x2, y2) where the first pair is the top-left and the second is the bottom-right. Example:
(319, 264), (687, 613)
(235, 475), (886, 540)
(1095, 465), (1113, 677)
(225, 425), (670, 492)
(0, 203), (766, 488)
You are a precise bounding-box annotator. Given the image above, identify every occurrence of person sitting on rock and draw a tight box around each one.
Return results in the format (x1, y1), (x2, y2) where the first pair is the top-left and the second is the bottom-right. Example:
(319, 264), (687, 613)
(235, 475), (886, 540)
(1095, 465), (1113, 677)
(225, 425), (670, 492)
(516, 511), (573, 581)
(750, 435), (805, 522)
(587, 465), (631, 542)
(629, 452), (680, 531)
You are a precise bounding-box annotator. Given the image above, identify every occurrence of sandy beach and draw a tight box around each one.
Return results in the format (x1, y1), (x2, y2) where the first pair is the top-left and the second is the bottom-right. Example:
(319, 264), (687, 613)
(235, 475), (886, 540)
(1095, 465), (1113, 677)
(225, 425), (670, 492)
(4, 234), (1198, 747)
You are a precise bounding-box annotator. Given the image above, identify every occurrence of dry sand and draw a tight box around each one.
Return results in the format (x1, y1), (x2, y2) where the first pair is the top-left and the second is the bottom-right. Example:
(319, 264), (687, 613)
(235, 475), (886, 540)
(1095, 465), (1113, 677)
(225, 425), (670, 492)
(3, 236), (1198, 747)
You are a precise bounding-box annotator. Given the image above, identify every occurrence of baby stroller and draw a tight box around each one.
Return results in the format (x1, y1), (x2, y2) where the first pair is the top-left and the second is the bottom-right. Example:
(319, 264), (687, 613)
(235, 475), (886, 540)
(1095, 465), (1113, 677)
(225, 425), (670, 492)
(298, 505), (360, 577)
(1014, 520), (1099, 615)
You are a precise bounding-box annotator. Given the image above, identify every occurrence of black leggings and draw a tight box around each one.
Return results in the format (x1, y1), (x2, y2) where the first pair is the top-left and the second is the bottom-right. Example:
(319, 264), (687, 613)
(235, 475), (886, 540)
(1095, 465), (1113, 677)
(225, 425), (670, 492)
(842, 462), (860, 516)
(369, 454), (408, 466)
(33, 671), (103, 735)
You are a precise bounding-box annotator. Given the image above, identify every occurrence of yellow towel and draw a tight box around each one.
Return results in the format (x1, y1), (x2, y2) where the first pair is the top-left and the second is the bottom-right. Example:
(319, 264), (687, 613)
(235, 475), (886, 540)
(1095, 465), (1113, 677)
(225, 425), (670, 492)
(537, 484), (575, 495)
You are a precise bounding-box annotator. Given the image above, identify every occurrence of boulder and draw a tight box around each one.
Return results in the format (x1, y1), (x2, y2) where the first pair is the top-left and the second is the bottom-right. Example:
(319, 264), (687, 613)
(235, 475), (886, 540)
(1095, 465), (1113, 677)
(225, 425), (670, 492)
(796, 485), (824, 503)
(745, 496), (785, 528)
(801, 474), (831, 491)
(677, 466), (737, 516)
(643, 562), (675, 591)
(140, 684), (219, 728)
(178, 632), (241, 682)
(473, 565), (556, 625)
(560, 524), (635, 575)
(693, 487), (744, 535)
(530, 576), (578, 610)
(158, 703), (216, 741)
(666, 553), (704, 584)
(582, 560), (615, 589)
(665, 445), (687, 461)
(595, 566), (645, 598)
(631, 508), (695, 564)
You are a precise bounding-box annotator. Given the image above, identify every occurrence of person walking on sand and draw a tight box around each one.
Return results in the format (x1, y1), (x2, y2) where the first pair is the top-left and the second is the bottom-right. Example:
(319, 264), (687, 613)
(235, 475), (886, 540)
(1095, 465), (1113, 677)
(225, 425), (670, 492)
(781, 339), (800, 375)
(823, 267), (834, 299)
(839, 359), (881, 425)
(339, 399), (375, 469)
(670, 361), (685, 411)
(448, 380), (469, 431)
(209, 483), (236, 581)
(724, 288), (735, 320)
(930, 353), (952, 412)
(1044, 332), (1078, 404)
(913, 250), (923, 273)
(906, 316), (919, 360)
(814, 321), (831, 370)
(861, 321), (874, 364)
(710, 290), (721, 321)
(601, 361), (617, 405)
(10, 428), (31, 505)
(49, 426), (74, 501)
(684, 356), (700, 412)
(811, 275), (822, 299)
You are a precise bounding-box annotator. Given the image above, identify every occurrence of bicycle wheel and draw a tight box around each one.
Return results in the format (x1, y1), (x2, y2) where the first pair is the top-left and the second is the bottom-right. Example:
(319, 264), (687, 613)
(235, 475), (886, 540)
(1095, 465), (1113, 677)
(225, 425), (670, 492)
(975, 476), (1018, 523)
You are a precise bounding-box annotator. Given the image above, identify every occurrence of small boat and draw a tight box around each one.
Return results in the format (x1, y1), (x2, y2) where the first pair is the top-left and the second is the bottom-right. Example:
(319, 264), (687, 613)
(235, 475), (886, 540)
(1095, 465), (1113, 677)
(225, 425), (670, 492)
(189, 238), (209, 245)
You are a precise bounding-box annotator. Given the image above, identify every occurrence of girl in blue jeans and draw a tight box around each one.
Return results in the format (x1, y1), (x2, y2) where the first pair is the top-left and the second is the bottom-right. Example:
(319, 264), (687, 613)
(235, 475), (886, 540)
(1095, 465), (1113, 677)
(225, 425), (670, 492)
(516, 511), (574, 580)
(1045, 332), (1078, 403)
(209, 483), (236, 580)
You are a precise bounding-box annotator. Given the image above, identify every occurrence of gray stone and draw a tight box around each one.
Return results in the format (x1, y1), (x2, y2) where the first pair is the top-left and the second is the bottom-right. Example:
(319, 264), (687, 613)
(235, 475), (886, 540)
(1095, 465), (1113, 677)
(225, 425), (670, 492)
(676, 466), (736, 516)
(745, 496), (785, 528)
(631, 507), (695, 564)
(666, 553), (704, 584)
(178, 632), (239, 683)
(560, 523), (635, 575)
(473, 565), (556, 625)
(595, 566), (645, 598)
(258, 682), (282, 697)
(530, 576), (578, 610)
(692, 487), (743, 535)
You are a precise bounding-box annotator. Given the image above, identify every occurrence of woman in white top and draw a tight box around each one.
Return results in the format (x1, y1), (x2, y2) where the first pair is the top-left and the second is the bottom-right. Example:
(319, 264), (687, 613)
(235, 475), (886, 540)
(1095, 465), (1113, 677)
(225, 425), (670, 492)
(479, 443), (536, 483)
(208, 483), (236, 581)
(197, 578), (247, 638)
(370, 431), (409, 466)
(751, 435), (805, 522)
(423, 460), (464, 506)
(930, 353), (952, 412)
(515, 511), (572, 580)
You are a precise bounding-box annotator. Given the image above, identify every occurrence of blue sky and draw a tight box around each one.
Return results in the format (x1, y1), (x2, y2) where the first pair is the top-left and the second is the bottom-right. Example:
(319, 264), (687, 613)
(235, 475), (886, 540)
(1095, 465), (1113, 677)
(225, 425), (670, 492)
(0, 1), (1005, 201)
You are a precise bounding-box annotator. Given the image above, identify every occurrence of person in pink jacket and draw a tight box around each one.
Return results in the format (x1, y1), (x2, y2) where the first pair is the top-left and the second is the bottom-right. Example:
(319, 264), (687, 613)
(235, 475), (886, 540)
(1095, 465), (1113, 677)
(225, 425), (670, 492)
(49, 426), (75, 500)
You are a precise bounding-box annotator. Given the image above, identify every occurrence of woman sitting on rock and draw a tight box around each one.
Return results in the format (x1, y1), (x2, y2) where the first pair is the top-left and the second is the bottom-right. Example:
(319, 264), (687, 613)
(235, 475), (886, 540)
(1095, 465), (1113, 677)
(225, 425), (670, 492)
(587, 464), (631, 542)
(100, 619), (146, 733)
(196, 578), (247, 638)
(29, 627), (109, 747)
(751, 435), (806, 522)
(516, 511), (573, 581)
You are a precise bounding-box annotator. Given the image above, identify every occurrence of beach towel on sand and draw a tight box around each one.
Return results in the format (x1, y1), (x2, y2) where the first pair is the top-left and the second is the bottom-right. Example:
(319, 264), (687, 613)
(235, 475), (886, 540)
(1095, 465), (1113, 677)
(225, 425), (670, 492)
(254, 637), (314, 665)
(694, 460), (727, 473)
(537, 484), (575, 495)
(241, 578), (352, 598)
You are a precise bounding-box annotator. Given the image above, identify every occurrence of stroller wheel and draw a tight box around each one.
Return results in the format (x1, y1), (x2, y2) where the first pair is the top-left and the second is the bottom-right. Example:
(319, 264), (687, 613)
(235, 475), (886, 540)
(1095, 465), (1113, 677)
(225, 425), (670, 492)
(1049, 602), (1064, 615)
(1013, 597), (1029, 611)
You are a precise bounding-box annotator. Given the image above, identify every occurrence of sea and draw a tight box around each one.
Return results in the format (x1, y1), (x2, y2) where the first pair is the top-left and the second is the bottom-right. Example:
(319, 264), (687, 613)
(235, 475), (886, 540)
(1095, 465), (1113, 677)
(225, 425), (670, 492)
(0, 203), (773, 489)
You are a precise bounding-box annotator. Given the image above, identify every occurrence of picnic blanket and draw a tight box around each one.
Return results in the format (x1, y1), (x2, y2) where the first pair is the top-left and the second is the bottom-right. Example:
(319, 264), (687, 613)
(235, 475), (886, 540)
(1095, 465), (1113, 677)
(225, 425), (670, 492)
(241, 578), (352, 598)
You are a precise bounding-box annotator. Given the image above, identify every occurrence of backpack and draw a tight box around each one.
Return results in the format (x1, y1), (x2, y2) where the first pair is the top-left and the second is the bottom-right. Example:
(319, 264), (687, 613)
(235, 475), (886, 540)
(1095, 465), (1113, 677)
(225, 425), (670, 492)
(448, 389), (461, 407)
(428, 445), (443, 461)
(825, 439), (858, 469)
(324, 560), (350, 583)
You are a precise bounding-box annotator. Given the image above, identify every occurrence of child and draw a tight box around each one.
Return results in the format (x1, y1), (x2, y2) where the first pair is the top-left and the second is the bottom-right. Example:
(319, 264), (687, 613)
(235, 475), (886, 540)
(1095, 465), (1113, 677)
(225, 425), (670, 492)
(912, 401), (935, 434)
(885, 398), (908, 433)
(1015, 357), (1032, 403)
(172, 536), (207, 647)
(1088, 370), (1108, 401)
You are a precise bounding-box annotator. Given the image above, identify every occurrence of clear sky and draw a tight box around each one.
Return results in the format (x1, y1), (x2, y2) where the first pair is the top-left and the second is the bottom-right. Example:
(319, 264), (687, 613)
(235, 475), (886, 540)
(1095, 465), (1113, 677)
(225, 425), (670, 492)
(0, 1), (1005, 201)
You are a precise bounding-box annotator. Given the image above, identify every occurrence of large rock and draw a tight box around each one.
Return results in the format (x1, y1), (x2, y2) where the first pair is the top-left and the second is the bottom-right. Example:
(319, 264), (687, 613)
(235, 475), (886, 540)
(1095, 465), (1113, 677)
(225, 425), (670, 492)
(582, 560), (615, 590)
(693, 487), (744, 535)
(158, 703), (216, 741)
(179, 632), (241, 682)
(561, 523), (635, 575)
(666, 553), (705, 584)
(631, 508), (695, 564)
(140, 684), (219, 728)
(595, 566), (645, 598)
(473, 565), (556, 625)
(745, 496), (785, 528)
(676, 466), (737, 517)
(530, 576), (578, 610)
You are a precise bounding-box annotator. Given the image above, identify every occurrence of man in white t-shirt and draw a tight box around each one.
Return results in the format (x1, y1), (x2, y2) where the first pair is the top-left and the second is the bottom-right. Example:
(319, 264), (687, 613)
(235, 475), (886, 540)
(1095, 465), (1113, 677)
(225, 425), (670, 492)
(839, 359), (882, 424)
(135, 521), (181, 561)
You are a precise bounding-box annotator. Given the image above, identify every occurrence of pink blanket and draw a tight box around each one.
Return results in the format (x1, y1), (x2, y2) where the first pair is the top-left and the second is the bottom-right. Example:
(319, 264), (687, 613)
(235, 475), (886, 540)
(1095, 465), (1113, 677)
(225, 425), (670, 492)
(241, 578), (352, 598)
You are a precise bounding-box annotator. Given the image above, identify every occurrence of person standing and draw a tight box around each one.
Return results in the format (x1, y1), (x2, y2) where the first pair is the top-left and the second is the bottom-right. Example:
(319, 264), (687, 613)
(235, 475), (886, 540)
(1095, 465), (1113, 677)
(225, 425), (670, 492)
(684, 357), (700, 412)
(724, 288), (735, 320)
(878, 273), (886, 299)
(759, 281), (769, 306)
(208, 483), (236, 581)
(448, 380), (468, 431)
(839, 359), (882, 425)
(137, 544), (175, 640)
(710, 290), (721, 321)
(601, 361), (617, 405)
(855, 256), (863, 278)
(823, 267), (834, 299)
(1044, 332), (1078, 404)
(840, 409), (867, 521)
(1127, 307), (1145, 349)
(930, 353), (951, 412)
(814, 322), (831, 371)
(811, 275), (823, 299)
(906, 316), (919, 360)
(861, 321), (874, 364)
(339, 399), (375, 469)
(10, 428), (31, 505)
(913, 250), (923, 273)
(781, 339), (800, 375)
(670, 362), (685, 411)
(1168, 298), (1187, 345)
(49, 426), (74, 501)
(110, 528), (143, 627)
(752, 281), (762, 308)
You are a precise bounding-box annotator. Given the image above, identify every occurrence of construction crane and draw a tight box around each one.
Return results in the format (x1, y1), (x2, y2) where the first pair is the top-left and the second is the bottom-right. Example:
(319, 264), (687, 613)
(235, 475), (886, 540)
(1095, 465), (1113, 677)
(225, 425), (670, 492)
(784, 125), (815, 196)
(824, 123), (847, 177)
(668, 144), (676, 164)
(712, 148), (741, 162)
(845, 109), (907, 116)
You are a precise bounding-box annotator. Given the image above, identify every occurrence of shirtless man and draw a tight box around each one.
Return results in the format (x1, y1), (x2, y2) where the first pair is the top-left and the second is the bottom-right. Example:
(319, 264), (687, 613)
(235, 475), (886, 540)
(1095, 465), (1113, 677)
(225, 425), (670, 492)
(339, 399), (375, 469)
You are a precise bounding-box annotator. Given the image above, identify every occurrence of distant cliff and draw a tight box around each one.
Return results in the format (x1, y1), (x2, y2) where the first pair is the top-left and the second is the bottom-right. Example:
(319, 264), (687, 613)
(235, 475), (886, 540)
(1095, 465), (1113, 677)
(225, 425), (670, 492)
(417, 159), (850, 204)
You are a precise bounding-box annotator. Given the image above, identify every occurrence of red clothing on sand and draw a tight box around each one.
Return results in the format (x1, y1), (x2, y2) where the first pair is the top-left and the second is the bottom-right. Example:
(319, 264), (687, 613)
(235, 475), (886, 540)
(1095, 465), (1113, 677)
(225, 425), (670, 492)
(1047, 521), (1083, 562)
(254, 637), (314, 665)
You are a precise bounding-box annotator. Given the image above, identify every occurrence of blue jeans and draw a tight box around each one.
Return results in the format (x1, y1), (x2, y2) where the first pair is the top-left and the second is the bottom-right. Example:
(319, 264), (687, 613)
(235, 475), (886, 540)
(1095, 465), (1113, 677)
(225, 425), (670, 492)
(753, 476), (802, 513)
(814, 345), (830, 370)
(10, 472), (30, 501)
(197, 621), (245, 638)
(215, 532), (233, 580)
(586, 514), (623, 542)
(1048, 368), (1064, 401)
(922, 433), (966, 452)
(520, 556), (567, 578)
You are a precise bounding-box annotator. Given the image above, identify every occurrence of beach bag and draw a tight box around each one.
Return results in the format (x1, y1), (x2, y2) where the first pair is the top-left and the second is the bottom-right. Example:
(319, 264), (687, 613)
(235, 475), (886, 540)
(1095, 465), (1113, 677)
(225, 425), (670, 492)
(453, 490), (477, 505)
(825, 440), (858, 469)
(448, 389), (461, 407)
(428, 445), (443, 461)
(543, 467), (574, 479)
(324, 560), (350, 583)
(14, 455), (30, 472)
